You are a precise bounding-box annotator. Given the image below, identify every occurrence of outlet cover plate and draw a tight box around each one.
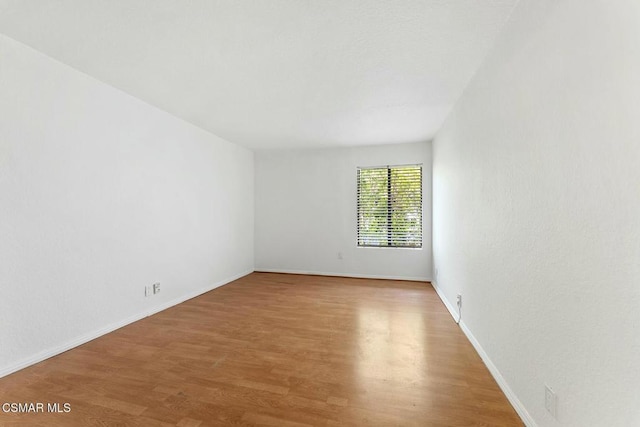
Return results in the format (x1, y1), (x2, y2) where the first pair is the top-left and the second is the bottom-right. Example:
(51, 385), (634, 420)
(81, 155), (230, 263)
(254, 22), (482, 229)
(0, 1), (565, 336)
(545, 385), (557, 418)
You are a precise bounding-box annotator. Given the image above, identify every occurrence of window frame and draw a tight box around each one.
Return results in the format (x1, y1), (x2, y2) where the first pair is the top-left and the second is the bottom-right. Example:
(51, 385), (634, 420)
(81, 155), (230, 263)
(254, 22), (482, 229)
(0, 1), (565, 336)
(356, 164), (423, 249)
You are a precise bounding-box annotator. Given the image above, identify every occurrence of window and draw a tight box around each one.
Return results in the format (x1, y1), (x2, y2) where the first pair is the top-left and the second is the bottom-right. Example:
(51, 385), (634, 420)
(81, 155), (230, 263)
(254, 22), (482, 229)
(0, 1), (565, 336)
(357, 164), (422, 248)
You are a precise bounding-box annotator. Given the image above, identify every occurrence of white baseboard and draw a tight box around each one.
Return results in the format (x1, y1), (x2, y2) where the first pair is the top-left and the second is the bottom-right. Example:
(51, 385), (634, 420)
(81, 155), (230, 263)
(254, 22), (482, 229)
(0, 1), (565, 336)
(255, 268), (430, 282)
(430, 281), (537, 427)
(0, 270), (252, 379)
(141, 269), (252, 318)
(430, 279), (459, 319)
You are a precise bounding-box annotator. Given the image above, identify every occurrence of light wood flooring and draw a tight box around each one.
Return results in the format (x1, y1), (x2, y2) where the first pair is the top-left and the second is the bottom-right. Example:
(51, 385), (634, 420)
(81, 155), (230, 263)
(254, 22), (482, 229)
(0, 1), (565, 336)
(0, 273), (522, 426)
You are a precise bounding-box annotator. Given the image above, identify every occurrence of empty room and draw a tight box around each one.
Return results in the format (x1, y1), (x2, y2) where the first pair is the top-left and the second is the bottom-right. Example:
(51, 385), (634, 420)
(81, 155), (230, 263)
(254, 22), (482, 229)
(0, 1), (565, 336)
(1, 1), (638, 426)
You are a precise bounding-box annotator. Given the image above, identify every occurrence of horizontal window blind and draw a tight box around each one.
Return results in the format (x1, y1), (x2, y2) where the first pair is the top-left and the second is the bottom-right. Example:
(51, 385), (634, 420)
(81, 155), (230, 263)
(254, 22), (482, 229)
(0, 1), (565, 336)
(357, 164), (422, 248)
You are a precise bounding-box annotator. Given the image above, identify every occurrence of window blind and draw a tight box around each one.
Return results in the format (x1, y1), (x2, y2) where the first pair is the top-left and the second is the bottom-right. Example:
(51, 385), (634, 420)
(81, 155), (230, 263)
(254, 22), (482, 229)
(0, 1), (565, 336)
(357, 164), (422, 248)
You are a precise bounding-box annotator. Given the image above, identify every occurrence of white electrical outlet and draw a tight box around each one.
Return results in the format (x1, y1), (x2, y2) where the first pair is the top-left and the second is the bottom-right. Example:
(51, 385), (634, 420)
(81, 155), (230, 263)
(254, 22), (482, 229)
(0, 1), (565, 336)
(545, 385), (557, 418)
(153, 282), (161, 294)
(145, 285), (152, 297)
(456, 294), (462, 307)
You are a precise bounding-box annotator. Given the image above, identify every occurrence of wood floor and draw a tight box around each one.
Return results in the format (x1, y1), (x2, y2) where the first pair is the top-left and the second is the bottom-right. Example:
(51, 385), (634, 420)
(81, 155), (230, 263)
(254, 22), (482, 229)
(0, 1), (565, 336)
(0, 273), (522, 426)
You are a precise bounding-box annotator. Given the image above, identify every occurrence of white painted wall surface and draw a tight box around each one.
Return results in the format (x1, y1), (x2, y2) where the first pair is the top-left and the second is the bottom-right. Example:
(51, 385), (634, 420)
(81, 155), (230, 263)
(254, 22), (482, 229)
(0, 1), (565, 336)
(432, 1), (640, 426)
(255, 142), (431, 281)
(0, 34), (254, 377)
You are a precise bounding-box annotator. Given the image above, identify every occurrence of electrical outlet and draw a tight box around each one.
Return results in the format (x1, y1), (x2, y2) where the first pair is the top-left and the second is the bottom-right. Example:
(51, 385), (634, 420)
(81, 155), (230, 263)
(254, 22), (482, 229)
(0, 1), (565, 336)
(456, 294), (462, 308)
(145, 285), (152, 297)
(545, 385), (557, 418)
(153, 282), (161, 294)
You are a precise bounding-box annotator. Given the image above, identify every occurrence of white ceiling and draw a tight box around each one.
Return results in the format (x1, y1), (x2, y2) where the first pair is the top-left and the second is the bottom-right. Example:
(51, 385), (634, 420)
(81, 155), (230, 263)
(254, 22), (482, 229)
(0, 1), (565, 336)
(0, 0), (517, 150)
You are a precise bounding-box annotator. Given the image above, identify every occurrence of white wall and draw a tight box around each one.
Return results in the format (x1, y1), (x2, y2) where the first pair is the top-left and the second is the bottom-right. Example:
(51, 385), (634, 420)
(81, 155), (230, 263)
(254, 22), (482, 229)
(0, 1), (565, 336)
(0, 34), (254, 377)
(255, 142), (431, 281)
(432, 1), (640, 426)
